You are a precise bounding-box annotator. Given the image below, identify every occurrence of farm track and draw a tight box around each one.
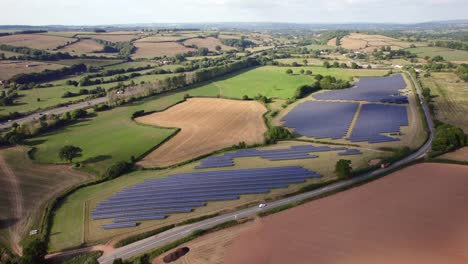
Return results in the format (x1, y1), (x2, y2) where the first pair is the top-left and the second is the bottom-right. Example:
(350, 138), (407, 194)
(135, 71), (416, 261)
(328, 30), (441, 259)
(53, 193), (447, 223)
(0, 153), (23, 255)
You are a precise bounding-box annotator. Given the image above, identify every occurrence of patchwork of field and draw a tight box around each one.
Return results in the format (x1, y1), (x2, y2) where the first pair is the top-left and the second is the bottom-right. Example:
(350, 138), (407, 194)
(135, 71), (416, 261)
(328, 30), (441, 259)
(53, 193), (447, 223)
(84, 34), (140, 42)
(183, 37), (235, 51)
(406, 46), (468, 62)
(421, 72), (468, 132)
(0, 34), (75, 50)
(132, 42), (194, 59)
(333, 33), (413, 52)
(136, 35), (192, 42)
(29, 85), (219, 175)
(0, 60), (64, 80)
(195, 66), (387, 99)
(58, 39), (104, 54)
(49, 140), (384, 251)
(224, 163), (468, 264)
(0, 147), (91, 253)
(136, 98), (267, 167)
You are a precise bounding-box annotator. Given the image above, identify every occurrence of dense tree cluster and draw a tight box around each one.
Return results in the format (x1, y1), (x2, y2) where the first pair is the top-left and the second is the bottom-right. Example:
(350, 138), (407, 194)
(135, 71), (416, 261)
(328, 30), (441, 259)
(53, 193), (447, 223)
(0, 90), (18, 106)
(455, 64), (468, 82)
(62, 86), (105, 98)
(192, 58), (257, 83)
(318, 75), (351, 90)
(335, 159), (352, 179)
(93, 39), (136, 58)
(220, 38), (255, 49)
(432, 123), (466, 155)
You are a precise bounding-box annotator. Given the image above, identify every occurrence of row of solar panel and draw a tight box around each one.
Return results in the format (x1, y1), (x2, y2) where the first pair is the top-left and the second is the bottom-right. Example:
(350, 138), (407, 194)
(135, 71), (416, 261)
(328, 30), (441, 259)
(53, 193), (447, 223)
(313, 75), (407, 103)
(94, 166), (320, 228)
(196, 145), (355, 169)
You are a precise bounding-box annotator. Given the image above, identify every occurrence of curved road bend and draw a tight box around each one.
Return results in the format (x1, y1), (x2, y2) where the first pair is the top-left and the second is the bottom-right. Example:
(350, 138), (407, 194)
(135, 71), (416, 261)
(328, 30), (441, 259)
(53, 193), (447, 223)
(98, 71), (434, 264)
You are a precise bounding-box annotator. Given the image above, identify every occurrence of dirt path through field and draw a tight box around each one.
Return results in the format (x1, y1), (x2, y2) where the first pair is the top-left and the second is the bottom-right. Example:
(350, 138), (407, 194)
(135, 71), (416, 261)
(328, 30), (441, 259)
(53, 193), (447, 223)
(136, 98), (267, 167)
(0, 153), (23, 255)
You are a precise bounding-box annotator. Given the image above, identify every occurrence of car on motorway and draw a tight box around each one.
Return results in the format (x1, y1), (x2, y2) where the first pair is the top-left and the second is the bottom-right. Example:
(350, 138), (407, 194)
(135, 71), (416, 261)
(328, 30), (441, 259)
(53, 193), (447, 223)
(258, 203), (267, 208)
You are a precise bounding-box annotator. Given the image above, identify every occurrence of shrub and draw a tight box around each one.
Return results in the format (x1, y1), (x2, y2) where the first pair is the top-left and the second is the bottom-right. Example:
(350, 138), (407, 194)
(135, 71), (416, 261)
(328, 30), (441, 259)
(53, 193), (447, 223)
(105, 161), (133, 179)
(265, 126), (292, 144)
(335, 159), (352, 179)
(294, 82), (320, 99)
(132, 110), (145, 119)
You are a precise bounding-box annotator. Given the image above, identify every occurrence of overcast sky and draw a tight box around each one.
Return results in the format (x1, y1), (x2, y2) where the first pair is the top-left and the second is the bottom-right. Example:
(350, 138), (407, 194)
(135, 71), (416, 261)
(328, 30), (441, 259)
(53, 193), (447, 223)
(1, 0), (467, 25)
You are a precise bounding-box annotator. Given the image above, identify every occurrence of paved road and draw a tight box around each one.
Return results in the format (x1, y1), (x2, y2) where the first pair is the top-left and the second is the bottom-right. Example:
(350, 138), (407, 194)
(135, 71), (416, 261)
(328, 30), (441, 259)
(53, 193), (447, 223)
(98, 71), (434, 264)
(0, 97), (108, 130)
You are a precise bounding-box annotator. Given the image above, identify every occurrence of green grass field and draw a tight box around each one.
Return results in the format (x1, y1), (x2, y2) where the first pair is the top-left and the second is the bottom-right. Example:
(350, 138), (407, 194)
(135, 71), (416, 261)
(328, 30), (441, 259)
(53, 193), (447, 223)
(406, 46), (468, 61)
(48, 140), (386, 251)
(196, 66), (388, 99)
(29, 84), (219, 175)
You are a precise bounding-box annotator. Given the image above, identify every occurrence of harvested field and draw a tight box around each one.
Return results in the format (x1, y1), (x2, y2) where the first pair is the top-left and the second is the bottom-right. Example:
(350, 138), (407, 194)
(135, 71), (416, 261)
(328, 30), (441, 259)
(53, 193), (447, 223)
(225, 163), (468, 264)
(0, 34), (75, 50)
(327, 37), (337, 46)
(132, 42), (194, 59)
(183, 37), (235, 51)
(406, 46), (468, 62)
(58, 39), (104, 54)
(0, 60), (64, 80)
(336, 33), (411, 51)
(136, 35), (189, 42)
(136, 98), (267, 167)
(152, 221), (255, 264)
(439, 147), (468, 162)
(0, 147), (91, 253)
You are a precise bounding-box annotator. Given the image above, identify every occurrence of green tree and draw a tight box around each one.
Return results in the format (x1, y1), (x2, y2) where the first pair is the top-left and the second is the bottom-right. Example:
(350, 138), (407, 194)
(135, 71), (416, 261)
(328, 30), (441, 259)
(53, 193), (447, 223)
(59, 145), (83, 163)
(291, 62), (299, 67)
(300, 69), (305, 74)
(19, 239), (47, 264)
(305, 70), (312, 75)
(215, 45), (222, 51)
(323, 61), (330, 68)
(302, 59), (308, 65)
(335, 159), (352, 179)
(286, 69), (293, 74)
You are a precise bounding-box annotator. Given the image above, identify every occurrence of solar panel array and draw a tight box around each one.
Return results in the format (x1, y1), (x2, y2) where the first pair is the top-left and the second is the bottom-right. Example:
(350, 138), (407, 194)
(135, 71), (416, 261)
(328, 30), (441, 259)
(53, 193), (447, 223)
(195, 145), (353, 169)
(280, 101), (359, 139)
(337, 149), (362, 156)
(313, 75), (408, 103)
(93, 166), (320, 229)
(348, 104), (409, 143)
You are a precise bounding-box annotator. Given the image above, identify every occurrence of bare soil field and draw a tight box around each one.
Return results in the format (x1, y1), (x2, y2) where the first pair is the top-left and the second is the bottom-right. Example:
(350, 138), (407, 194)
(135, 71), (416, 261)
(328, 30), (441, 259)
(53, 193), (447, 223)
(335, 33), (412, 52)
(0, 147), (92, 253)
(152, 221), (255, 264)
(0, 60), (64, 80)
(136, 98), (267, 167)
(132, 42), (195, 59)
(58, 39), (104, 54)
(183, 37), (235, 51)
(224, 163), (468, 264)
(0, 34), (75, 50)
(439, 147), (468, 161)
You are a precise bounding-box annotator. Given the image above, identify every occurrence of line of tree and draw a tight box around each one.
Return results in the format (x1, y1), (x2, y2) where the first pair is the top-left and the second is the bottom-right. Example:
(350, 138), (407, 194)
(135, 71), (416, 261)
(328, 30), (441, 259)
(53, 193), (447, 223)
(192, 58), (258, 83)
(78, 72), (141, 86)
(62, 87), (105, 98)
(0, 90), (19, 106)
(0, 44), (74, 61)
(9, 63), (87, 84)
(430, 40), (468, 51)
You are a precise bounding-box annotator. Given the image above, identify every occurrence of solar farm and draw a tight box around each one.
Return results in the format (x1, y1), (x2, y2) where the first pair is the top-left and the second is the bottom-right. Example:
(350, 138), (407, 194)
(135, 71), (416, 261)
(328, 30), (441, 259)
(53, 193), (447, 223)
(281, 74), (411, 144)
(195, 145), (362, 169)
(93, 166), (321, 229)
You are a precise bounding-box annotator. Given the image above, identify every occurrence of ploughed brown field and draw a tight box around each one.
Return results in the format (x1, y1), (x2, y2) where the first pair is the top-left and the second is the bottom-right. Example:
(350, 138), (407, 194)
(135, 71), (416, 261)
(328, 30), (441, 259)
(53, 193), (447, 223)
(0, 34), (74, 50)
(136, 98), (267, 167)
(58, 39), (104, 54)
(183, 37), (235, 51)
(224, 163), (468, 264)
(132, 42), (195, 59)
(439, 147), (468, 162)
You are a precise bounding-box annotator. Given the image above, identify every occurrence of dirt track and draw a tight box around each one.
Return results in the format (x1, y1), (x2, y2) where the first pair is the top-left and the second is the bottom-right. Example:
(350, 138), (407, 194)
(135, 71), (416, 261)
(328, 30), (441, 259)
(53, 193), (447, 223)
(224, 163), (468, 264)
(136, 98), (267, 167)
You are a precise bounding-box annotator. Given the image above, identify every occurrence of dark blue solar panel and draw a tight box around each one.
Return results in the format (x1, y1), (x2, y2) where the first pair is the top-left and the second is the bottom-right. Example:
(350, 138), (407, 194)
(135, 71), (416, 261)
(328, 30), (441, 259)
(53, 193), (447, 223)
(337, 149), (362, 156)
(101, 222), (137, 229)
(347, 104), (408, 143)
(281, 101), (358, 139)
(195, 146), (348, 169)
(313, 74), (407, 103)
(94, 166), (320, 229)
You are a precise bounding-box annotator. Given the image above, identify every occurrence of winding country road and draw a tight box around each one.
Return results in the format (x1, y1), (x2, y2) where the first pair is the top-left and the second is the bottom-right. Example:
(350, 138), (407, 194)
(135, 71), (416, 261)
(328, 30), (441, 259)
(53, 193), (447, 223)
(98, 71), (434, 264)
